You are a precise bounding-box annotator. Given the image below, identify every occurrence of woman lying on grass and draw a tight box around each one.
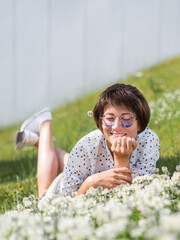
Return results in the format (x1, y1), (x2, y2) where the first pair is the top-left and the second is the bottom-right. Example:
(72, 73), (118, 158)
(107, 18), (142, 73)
(15, 83), (160, 198)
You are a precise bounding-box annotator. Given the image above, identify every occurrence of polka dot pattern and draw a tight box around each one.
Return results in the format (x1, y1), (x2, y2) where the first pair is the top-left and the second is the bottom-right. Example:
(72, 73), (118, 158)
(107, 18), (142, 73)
(57, 128), (160, 196)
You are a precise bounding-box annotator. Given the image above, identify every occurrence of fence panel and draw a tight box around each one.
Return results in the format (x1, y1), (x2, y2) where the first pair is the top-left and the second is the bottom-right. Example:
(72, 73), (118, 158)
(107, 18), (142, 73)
(0, 0), (180, 127)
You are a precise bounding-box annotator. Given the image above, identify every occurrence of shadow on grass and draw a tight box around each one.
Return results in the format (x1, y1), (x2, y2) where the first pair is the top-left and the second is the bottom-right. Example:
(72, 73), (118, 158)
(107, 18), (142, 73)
(1, 151), (179, 185)
(157, 152), (180, 175)
(0, 154), (37, 183)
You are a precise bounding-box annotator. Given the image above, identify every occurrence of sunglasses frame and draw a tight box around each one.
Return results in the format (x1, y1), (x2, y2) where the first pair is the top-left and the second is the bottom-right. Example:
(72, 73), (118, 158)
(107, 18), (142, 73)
(100, 114), (137, 128)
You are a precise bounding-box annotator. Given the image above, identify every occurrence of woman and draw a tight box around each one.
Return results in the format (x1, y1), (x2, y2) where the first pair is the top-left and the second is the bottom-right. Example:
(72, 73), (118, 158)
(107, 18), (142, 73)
(15, 83), (160, 198)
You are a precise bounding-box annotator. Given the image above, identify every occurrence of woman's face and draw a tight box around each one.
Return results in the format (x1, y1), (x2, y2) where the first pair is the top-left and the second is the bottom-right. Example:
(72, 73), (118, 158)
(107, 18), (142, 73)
(101, 104), (140, 150)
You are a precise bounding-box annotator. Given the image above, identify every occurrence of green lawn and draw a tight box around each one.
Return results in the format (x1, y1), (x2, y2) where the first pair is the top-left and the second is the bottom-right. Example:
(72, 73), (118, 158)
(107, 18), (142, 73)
(0, 56), (180, 213)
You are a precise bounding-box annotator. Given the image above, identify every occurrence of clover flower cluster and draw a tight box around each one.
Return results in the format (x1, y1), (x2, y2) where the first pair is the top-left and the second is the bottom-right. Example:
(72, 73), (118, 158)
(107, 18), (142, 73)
(0, 167), (180, 240)
(149, 89), (180, 124)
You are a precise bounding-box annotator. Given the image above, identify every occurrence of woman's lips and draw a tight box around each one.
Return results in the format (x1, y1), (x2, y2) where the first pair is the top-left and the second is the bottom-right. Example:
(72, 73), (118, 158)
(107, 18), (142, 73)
(111, 133), (127, 138)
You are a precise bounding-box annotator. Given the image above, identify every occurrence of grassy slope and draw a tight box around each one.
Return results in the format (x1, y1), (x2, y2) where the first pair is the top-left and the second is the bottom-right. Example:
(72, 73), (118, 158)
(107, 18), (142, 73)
(0, 56), (180, 212)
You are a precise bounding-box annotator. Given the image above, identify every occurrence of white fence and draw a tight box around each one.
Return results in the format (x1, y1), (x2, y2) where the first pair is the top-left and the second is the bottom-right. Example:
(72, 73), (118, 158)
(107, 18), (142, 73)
(0, 0), (180, 127)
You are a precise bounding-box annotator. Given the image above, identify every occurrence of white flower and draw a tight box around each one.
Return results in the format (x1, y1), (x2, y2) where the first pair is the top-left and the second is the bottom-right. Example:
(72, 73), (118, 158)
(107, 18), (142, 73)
(149, 89), (180, 124)
(23, 197), (32, 208)
(160, 213), (180, 232)
(16, 204), (24, 211)
(1, 165), (180, 239)
(153, 168), (159, 174)
(38, 197), (50, 211)
(176, 165), (180, 172)
(158, 233), (177, 240)
(162, 166), (168, 172)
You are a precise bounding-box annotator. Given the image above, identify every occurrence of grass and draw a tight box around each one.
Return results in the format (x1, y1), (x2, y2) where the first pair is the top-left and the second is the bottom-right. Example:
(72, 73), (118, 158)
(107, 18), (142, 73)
(0, 56), (180, 213)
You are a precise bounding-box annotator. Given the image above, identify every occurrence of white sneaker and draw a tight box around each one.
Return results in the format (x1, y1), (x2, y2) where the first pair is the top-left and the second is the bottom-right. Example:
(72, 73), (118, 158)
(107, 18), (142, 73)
(14, 130), (39, 150)
(20, 108), (52, 133)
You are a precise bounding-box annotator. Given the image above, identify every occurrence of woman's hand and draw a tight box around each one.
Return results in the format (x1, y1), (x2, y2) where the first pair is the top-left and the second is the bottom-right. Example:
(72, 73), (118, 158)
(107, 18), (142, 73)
(111, 137), (138, 168)
(77, 137), (137, 195)
(111, 136), (138, 157)
(77, 167), (133, 195)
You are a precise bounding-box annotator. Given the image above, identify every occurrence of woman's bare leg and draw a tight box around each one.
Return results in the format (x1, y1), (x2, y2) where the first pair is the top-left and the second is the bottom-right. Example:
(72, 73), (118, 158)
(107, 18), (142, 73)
(37, 120), (69, 197)
(15, 108), (69, 197)
(54, 146), (69, 172)
(36, 141), (69, 173)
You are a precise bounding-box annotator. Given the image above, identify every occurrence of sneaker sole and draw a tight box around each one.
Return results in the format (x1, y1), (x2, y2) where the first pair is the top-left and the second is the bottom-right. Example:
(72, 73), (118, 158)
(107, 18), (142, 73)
(20, 108), (51, 133)
(14, 131), (25, 150)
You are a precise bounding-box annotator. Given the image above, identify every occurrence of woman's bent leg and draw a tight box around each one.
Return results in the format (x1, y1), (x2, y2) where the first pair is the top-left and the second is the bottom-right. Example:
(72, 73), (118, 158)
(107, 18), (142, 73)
(54, 146), (69, 172)
(37, 120), (59, 198)
(15, 108), (70, 197)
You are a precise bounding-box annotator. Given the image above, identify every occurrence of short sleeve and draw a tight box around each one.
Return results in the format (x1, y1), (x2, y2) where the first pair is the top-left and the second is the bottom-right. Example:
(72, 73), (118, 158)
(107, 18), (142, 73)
(57, 141), (91, 196)
(132, 128), (160, 176)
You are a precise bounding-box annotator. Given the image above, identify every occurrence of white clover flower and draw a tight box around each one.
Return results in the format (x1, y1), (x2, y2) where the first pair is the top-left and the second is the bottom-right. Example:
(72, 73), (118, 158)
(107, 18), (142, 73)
(145, 226), (160, 239)
(176, 165), (180, 172)
(38, 197), (50, 211)
(72, 191), (78, 197)
(153, 168), (159, 174)
(1, 166), (180, 240)
(178, 202), (180, 211)
(95, 219), (128, 239)
(158, 233), (177, 240)
(174, 111), (180, 117)
(23, 197), (32, 208)
(170, 186), (178, 193)
(16, 204), (24, 211)
(149, 89), (180, 124)
(162, 166), (168, 172)
(160, 213), (180, 232)
(159, 208), (171, 216)
(131, 227), (145, 238)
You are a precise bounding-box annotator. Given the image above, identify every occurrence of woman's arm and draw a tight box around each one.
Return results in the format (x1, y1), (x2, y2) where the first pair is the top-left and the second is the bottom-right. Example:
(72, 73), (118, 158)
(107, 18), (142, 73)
(77, 136), (137, 195)
(111, 136), (138, 168)
(77, 167), (133, 195)
(60, 135), (137, 196)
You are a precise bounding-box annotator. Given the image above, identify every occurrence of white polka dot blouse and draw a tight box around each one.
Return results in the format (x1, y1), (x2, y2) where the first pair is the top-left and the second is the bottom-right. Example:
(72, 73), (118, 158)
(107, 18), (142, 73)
(57, 127), (160, 196)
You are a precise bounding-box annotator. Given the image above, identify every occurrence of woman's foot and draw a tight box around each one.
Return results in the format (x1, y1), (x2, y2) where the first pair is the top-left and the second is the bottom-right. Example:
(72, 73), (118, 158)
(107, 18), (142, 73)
(20, 108), (52, 133)
(14, 130), (39, 150)
(14, 108), (52, 150)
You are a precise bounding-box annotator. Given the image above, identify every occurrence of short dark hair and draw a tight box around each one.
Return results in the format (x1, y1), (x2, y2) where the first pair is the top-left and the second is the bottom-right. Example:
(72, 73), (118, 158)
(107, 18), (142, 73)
(93, 83), (150, 133)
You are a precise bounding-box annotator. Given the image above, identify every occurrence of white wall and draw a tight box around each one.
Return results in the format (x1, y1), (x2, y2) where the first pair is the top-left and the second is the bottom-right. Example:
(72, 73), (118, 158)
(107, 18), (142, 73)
(0, 0), (180, 127)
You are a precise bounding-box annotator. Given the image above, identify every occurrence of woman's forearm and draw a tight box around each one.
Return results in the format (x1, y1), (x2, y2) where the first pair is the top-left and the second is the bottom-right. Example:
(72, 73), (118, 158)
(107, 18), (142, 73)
(114, 155), (130, 168)
(77, 176), (93, 195)
(76, 167), (133, 195)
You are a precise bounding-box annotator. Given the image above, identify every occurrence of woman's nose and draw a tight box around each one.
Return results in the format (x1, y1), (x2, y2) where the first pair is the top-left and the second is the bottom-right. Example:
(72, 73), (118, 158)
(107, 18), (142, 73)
(112, 118), (122, 129)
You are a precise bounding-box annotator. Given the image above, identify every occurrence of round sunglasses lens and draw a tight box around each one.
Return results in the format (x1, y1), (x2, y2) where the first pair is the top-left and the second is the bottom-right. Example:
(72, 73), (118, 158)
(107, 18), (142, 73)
(105, 120), (114, 127)
(121, 121), (133, 128)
